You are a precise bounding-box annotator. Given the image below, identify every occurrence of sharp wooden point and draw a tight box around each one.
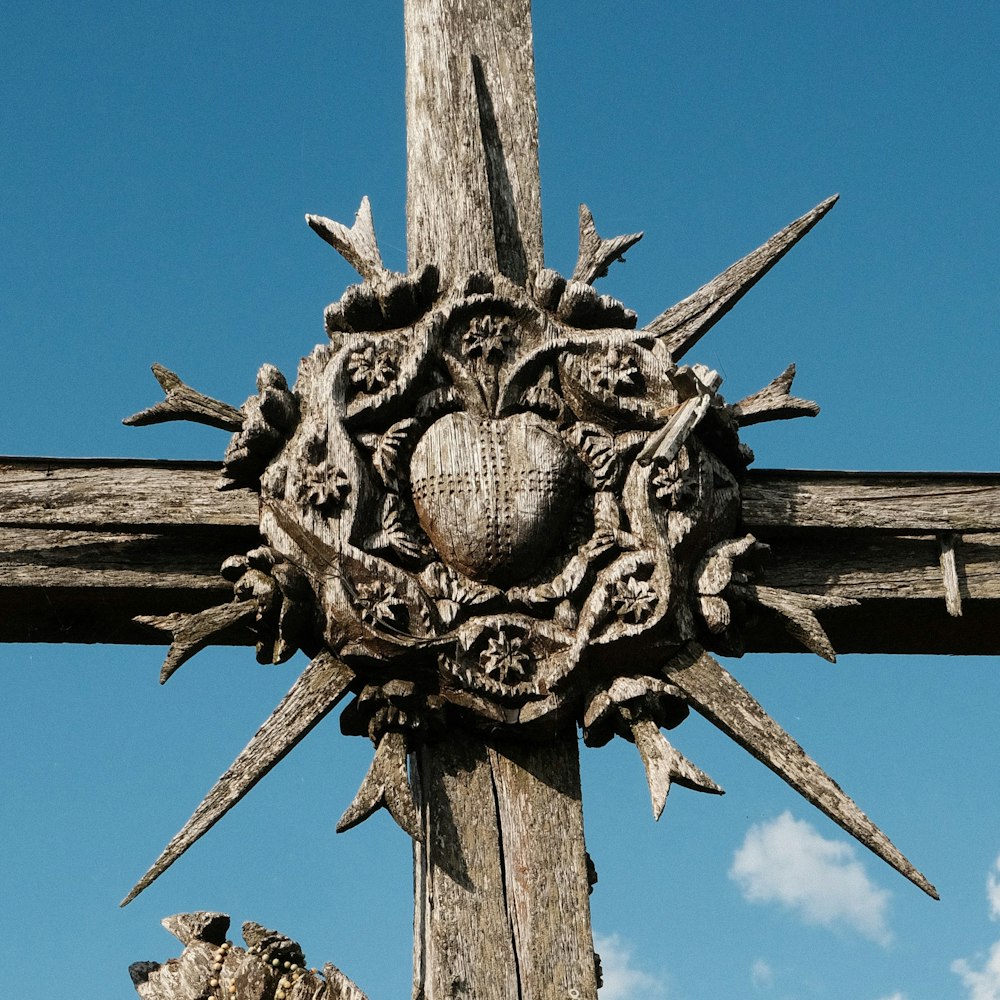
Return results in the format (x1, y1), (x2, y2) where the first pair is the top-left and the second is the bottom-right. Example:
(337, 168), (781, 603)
(664, 644), (938, 899)
(645, 195), (840, 361)
(572, 203), (643, 285)
(336, 730), (422, 841)
(123, 363), (243, 431)
(306, 196), (385, 280)
(121, 652), (354, 906)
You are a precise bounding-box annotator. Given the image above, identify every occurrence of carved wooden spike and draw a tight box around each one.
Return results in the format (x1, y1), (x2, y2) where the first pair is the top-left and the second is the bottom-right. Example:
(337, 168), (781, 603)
(135, 602), (257, 684)
(738, 583), (857, 663)
(124, 364), (244, 431)
(630, 718), (723, 820)
(732, 364), (821, 426)
(572, 204), (643, 285)
(324, 962), (371, 1000)
(160, 911), (230, 947)
(336, 730), (422, 841)
(306, 196), (385, 280)
(664, 645), (939, 898)
(645, 195), (839, 361)
(121, 652), (355, 906)
(939, 533), (964, 617)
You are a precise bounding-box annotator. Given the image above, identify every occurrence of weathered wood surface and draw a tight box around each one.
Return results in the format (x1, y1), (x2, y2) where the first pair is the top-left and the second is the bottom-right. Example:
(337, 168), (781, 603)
(2, 458), (997, 652)
(404, 0), (542, 284)
(0, 456), (256, 529)
(742, 468), (1000, 532)
(412, 733), (598, 1000)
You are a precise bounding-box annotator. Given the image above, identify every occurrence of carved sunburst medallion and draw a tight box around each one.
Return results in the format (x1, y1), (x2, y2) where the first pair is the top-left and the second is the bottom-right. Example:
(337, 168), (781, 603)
(124, 193), (937, 907)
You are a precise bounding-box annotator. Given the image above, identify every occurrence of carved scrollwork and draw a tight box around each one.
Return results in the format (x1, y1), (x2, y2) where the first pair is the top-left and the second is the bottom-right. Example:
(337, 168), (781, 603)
(132, 196), (854, 862)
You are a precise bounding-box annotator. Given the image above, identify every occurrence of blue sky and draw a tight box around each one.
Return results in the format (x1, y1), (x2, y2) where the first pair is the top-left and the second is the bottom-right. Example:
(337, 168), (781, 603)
(1, 2), (998, 998)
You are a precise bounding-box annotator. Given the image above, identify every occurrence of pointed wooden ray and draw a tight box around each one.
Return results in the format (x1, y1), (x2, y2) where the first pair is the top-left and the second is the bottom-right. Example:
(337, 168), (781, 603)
(734, 584), (857, 663)
(136, 602), (258, 684)
(572, 204), (643, 284)
(662, 644), (939, 898)
(645, 195), (839, 361)
(121, 651), (355, 906)
(732, 364), (820, 426)
(123, 364), (244, 431)
(336, 730), (422, 841)
(306, 196), (385, 280)
(630, 718), (723, 820)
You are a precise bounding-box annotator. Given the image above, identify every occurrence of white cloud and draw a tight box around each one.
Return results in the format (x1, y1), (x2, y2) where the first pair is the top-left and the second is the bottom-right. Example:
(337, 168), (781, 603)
(953, 941), (1000, 1000)
(729, 811), (893, 945)
(750, 958), (774, 990)
(594, 933), (666, 1000)
(988, 856), (1000, 920)
(876, 993), (907, 1000)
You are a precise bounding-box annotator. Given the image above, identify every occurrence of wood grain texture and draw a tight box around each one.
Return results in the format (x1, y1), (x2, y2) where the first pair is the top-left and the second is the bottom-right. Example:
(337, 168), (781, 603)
(0, 456), (256, 530)
(404, 0), (542, 284)
(645, 195), (839, 361)
(123, 364), (244, 431)
(412, 733), (598, 1000)
(742, 469), (1000, 533)
(2, 460), (997, 651)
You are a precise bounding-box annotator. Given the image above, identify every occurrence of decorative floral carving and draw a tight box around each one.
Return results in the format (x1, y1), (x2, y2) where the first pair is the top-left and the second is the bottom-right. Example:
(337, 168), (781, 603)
(592, 347), (638, 393)
(480, 630), (533, 683)
(348, 344), (397, 392)
(355, 581), (406, 626)
(651, 460), (699, 510)
(462, 315), (513, 360)
(611, 576), (658, 624)
(301, 465), (351, 514)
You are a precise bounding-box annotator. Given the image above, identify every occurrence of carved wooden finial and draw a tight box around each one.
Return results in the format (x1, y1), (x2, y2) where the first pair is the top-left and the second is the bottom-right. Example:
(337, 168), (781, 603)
(572, 204), (643, 284)
(336, 730), (422, 840)
(306, 196), (385, 280)
(123, 364), (243, 431)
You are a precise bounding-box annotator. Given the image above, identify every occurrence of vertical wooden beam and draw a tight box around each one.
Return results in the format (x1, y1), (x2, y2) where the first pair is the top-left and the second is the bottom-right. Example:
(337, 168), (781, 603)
(403, 3), (595, 994)
(413, 734), (598, 1000)
(404, 0), (543, 285)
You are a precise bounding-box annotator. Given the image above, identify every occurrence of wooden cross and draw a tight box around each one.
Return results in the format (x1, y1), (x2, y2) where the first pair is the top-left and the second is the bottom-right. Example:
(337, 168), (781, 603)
(3, 3), (999, 998)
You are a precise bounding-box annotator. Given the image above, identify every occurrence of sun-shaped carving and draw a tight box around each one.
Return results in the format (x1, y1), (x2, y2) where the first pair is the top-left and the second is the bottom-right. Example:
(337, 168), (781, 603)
(124, 193), (936, 907)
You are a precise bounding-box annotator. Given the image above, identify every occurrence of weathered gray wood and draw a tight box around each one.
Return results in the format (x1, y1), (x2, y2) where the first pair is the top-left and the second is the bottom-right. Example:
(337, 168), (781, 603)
(131, 913), (365, 1000)
(939, 533), (963, 617)
(0, 456), (256, 530)
(645, 196), (839, 360)
(412, 733), (598, 1000)
(572, 204), (643, 285)
(138, 602), (258, 683)
(124, 364), (244, 431)
(404, 0), (542, 284)
(3, 460), (998, 650)
(336, 730), (421, 839)
(306, 197), (385, 280)
(664, 644), (938, 898)
(732, 364), (820, 426)
(742, 469), (1000, 533)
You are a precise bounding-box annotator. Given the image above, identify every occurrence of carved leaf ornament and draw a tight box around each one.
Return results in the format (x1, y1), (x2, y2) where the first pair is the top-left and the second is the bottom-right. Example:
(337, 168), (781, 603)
(123, 192), (937, 909)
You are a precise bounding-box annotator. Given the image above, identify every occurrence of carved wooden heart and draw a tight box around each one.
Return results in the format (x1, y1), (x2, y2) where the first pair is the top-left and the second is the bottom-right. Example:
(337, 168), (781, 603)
(410, 412), (583, 585)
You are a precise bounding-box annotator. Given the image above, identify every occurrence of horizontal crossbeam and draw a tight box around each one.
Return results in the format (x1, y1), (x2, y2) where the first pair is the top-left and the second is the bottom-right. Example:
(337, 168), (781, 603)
(1, 457), (998, 653)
